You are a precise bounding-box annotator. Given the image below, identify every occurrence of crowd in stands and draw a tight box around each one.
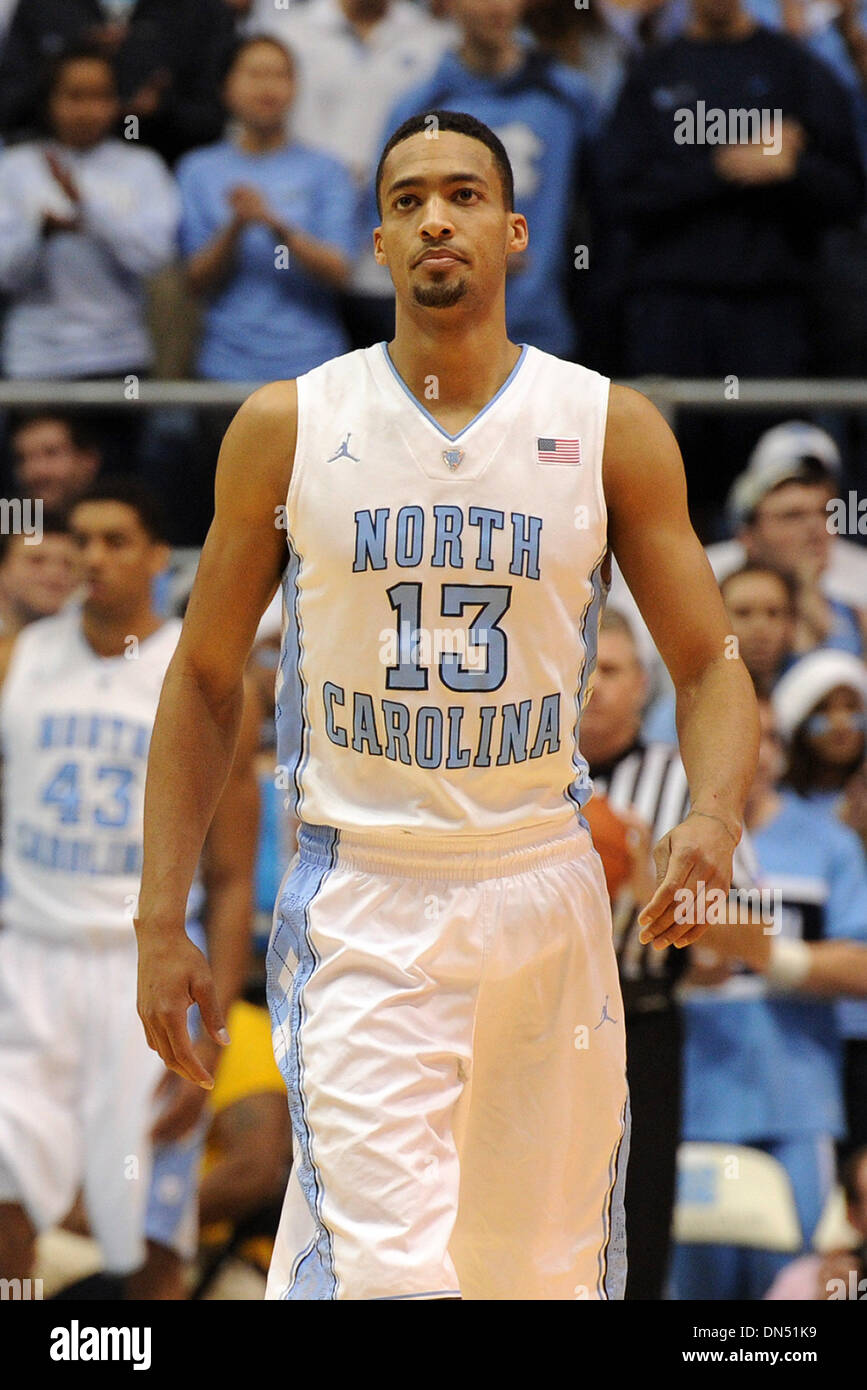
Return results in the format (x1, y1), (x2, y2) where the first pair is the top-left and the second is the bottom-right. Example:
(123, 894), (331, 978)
(0, 0), (865, 1301)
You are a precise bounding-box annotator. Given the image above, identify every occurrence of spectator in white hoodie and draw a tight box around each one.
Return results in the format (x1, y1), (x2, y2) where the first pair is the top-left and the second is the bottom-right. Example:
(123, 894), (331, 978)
(0, 43), (179, 379)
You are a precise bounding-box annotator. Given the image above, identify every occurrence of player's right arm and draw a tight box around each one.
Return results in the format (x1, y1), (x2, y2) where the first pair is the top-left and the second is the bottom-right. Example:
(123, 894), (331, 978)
(136, 380), (297, 1089)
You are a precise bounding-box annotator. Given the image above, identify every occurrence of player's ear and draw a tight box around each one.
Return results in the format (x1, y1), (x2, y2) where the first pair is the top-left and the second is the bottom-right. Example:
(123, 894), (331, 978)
(507, 212), (528, 256)
(373, 226), (387, 266)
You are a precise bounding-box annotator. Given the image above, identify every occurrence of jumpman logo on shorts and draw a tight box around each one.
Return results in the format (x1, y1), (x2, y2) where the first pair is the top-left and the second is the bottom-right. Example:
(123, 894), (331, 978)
(327, 431), (360, 463)
(594, 994), (617, 1029)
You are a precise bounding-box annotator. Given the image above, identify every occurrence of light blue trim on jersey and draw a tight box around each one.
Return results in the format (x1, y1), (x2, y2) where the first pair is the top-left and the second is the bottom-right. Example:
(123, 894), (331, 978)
(276, 537), (309, 821)
(569, 548), (609, 813)
(266, 823), (340, 1300)
(597, 1094), (631, 1300)
(380, 340), (529, 442)
(375, 1289), (462, 1300)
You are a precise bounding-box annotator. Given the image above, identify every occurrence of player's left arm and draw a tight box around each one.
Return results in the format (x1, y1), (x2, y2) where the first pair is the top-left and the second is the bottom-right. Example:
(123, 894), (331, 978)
(603, 384), (760, 950)
(198, 673), (262, 1027)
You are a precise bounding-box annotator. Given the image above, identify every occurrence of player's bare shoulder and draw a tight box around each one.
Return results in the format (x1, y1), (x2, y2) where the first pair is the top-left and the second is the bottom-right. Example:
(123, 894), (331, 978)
(216, 378), (299, 515)
(602, 383), (688, 527)
(603, 384), (677, 481)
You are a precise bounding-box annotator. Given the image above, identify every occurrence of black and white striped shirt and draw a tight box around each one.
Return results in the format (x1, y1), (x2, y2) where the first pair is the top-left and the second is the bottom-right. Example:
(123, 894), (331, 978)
(590, 738), (755, 1017)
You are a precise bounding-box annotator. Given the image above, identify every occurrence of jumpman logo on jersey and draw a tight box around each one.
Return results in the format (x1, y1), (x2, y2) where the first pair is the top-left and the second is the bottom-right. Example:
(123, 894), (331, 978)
(327, 431), (360, 463)
(593, 995), (618, 1029)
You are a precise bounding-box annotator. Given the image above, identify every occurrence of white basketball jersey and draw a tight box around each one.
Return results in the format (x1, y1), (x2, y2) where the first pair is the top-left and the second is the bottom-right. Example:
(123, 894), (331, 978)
(0, 607), (185, 940)
(276, 342), (611, 836)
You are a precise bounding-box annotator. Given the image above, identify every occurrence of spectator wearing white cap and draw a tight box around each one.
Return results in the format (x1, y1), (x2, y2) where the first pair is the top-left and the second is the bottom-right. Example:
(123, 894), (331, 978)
(773, 650), (867, 1148)
(774, 648), (867, 846)
(705, 421), (867, 617)
(722, 424), (867, 660)
(616, 421), (867, 728)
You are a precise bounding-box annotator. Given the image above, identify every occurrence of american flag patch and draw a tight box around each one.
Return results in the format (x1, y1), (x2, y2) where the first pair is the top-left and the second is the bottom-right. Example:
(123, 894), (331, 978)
(537, 437), (581, 465)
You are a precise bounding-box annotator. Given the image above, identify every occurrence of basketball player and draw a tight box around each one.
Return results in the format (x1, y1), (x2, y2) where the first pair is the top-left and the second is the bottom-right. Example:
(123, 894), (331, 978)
(0, 478), (259, 1293)
(136, 110), (760, 1300)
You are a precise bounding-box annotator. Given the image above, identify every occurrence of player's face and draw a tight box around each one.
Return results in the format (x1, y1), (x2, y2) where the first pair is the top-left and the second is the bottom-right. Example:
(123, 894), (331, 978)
(579, 631), (648, 754)
(747, 481), (832, 574)
(804, 685), (866, 767)
(224, 42), (295, 130)
(0, 533), (79, 619)
(49, 59), (118, 149)
(374, 131), (527, 313)
(69, 501), (168, 617)
(12, 420), (99, 510)
(722, 573), (793, 682)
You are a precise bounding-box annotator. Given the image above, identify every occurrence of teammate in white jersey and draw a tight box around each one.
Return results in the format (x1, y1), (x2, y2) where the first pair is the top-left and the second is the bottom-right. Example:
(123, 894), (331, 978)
(137, 111), (760, 1300)
(0, 478), (260, 1296)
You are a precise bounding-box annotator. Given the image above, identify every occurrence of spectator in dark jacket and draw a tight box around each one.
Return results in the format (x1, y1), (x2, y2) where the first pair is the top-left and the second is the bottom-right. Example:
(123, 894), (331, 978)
(0, 0), (234, 164)
(594, 0), (865, 528)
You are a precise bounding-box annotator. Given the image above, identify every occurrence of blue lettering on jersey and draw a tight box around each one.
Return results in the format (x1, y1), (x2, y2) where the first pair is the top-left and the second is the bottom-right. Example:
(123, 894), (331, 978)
(431, 505), (463, 569)
(395, 505), (424, 567)
(38, 712), (152, 759)
(322, 686), (561, 770)
(467, 506), (504, 571)
(509, 513), (542, 580)
(352, 507), (390, 571)
(352, 505), (542, 578)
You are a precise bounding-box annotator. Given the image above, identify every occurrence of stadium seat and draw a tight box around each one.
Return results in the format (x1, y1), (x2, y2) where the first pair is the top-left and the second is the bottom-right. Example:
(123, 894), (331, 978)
(673, 1143), (802, 1251)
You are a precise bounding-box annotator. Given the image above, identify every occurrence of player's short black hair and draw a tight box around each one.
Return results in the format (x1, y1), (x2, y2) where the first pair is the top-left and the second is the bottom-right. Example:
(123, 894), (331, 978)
(0, 508), (70, 566)
(71, 476), (169, 545)
(375, 110), (514, 217)
(219, 32), (296, 86)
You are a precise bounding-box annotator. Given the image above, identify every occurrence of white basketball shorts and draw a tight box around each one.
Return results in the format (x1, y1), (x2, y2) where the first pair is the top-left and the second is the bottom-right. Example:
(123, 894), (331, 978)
(0, 928), (164, 1274)
(265, 817), (630, 1301)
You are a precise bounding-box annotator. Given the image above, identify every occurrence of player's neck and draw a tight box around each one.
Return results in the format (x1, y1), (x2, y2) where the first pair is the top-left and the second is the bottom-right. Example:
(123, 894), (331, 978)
(388, 314), (521, 425)
(80, 605), (164, 659)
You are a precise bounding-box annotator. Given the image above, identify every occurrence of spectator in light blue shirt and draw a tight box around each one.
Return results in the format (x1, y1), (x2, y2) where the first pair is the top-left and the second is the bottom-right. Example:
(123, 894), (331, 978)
(177, 34), (361, 382)
(0, 44), (179, 379)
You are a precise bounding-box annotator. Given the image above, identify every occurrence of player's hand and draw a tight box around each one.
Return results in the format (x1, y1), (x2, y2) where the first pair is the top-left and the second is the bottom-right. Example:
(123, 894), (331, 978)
(151, 1038), (220, 1142)
(135, 922), (229, 1089)
(637, 809), (739, 952)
